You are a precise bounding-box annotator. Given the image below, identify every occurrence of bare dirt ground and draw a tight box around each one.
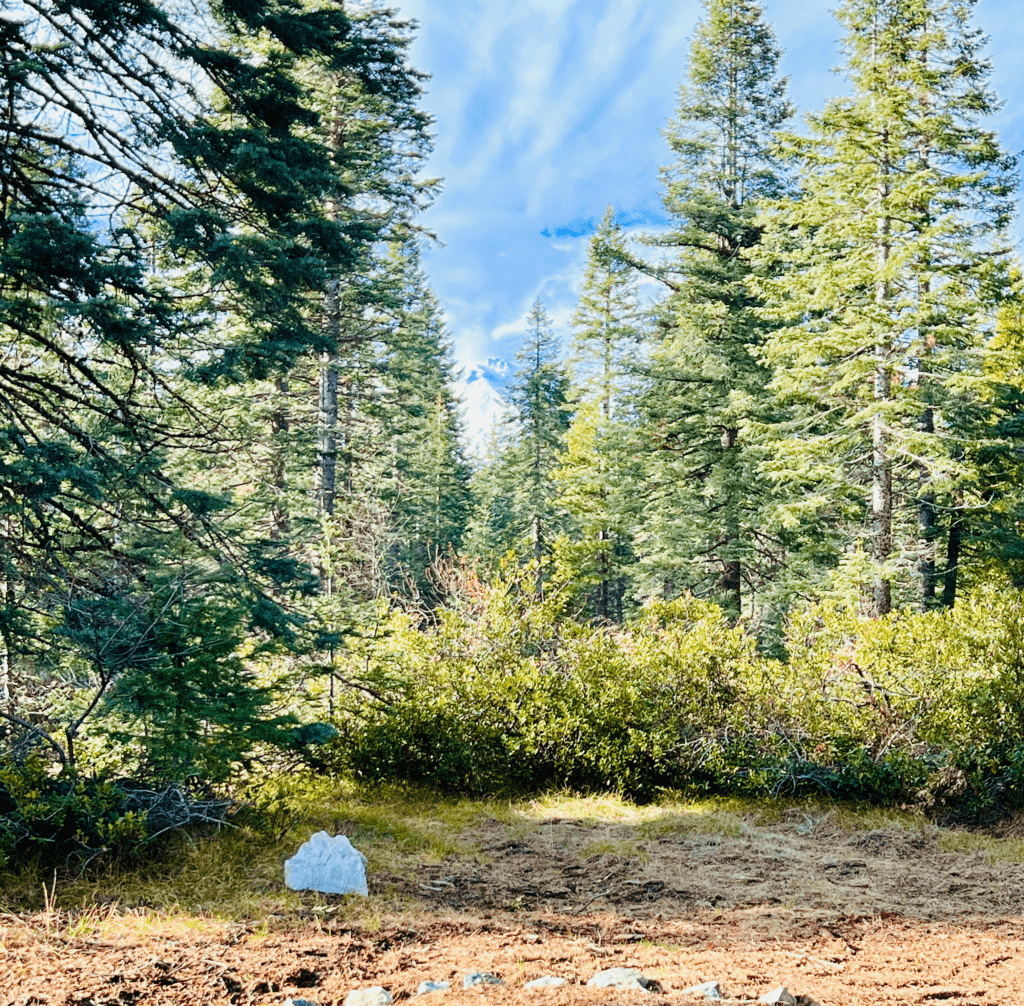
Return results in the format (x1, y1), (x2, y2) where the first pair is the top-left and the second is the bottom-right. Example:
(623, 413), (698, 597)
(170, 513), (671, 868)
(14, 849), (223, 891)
(5, 812), (1024, 1006)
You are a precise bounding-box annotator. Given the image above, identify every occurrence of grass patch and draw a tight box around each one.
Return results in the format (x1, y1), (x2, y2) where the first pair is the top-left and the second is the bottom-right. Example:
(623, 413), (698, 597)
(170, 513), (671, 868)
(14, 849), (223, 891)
(0, 774), (1013, 928)
(0, 774), (519, 921)
(936, 831), (1024, 864)
(578, 838), (649, 862)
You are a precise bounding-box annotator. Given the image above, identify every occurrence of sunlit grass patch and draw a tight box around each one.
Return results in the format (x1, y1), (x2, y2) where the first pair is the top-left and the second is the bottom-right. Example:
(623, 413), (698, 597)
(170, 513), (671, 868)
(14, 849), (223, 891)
(936, 830), (1024, 864)
(830, 803), (932, 832)
(0, 902), (238, 949)
(520, 791), (749, 837)
(578, 837), (650, 863)
(4, 772), (1023, 930)
(522, 791), (649, 827)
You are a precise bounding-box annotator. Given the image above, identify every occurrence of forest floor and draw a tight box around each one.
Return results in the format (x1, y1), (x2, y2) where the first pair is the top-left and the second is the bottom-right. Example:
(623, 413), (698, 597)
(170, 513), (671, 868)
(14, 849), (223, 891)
(4, 793), (1024, 1005)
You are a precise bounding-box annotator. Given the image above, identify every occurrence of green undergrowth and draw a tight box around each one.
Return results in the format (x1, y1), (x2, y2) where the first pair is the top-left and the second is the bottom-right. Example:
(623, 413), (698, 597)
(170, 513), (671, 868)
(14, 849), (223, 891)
(323, 579), (1024, 821)
(0, 776), (516, 920)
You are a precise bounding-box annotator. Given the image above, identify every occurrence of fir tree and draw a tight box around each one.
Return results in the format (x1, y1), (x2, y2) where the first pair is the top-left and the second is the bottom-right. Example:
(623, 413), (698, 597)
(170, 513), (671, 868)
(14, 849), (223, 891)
(0, 0), (433, 778)
(755, 0), (1017, 614)
(558, 209), (643, 621)
(634, 0), (792, 621)
(466, 301), (571, 592)
(958, 266), (1024, 588)
(375, 248), (474, 601)
(509, 300), (573, 593)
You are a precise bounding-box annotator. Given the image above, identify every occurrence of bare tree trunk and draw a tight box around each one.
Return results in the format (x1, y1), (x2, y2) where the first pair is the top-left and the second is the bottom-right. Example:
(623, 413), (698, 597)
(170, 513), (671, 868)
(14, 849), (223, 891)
(871, 409), (893, 616)
(871, 122), (893, 618)
(718, 426), (742, 619)
(0, 627), (10, 716)
(533, 514), (543, 598)
(918, 406), (937, 605)
(597, 527), (609, 623)
(943, 501), (963, 608)
(270, 376), (290, 539)
(0, 525), (12, 715)
(318, 281), (340, 517)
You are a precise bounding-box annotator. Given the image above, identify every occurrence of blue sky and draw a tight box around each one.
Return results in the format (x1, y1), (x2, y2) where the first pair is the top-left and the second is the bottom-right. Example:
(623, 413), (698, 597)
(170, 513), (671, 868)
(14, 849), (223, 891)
(394, 0), (1024, 369)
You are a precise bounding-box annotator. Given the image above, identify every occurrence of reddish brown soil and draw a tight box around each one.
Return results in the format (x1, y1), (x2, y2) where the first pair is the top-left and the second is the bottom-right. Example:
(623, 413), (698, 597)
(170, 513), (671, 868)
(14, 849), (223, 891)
(4, 817), (1024, 1005)
(4, 909), (1024, 1006)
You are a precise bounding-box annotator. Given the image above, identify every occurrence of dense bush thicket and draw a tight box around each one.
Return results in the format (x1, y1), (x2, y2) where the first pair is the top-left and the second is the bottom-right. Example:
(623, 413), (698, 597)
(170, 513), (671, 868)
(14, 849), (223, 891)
(329, 567), (1024, 819)
(0, 757), (237, 868)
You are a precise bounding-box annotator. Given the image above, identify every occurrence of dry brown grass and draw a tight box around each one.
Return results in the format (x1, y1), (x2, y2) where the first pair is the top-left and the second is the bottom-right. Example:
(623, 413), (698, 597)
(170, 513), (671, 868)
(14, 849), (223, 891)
(3, 776), (1024, 932)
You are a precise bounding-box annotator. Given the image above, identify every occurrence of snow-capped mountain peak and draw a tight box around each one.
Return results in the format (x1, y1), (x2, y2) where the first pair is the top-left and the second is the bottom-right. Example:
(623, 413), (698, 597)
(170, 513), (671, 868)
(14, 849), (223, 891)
(456, 358), (514, 457)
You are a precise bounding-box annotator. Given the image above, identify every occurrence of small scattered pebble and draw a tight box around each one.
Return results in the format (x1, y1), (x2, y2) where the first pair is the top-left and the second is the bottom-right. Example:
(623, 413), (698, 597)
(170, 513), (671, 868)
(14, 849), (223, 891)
(344, 987), (392, 1006)
(524, 976), (568, 990)
(415, 981), (451, 996)
(587, 967), (656, 993)
(681, 980), (722, 999)
(463, 971), (503, 989)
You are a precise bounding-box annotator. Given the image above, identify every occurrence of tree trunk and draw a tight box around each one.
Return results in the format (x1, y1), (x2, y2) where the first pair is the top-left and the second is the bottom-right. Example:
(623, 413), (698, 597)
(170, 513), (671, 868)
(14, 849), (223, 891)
(0, 531), (12, 715)
(597, 528), (609, 623)
(719, 426), (742, 619)
(0, 626), (10, 716)
(917, 406), (937, 605)
(318, 280), (340, 517)
(533, 514), (543, 598)
(943, 503), (963, 608)
(871, 409), (893, 616)
(871, 129), (892, 617)
(270, 377), (290, 539)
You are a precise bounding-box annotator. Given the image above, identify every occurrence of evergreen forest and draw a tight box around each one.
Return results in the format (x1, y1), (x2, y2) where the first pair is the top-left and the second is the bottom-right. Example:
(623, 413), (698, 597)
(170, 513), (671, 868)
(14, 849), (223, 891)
(4, 0), (1024, 868)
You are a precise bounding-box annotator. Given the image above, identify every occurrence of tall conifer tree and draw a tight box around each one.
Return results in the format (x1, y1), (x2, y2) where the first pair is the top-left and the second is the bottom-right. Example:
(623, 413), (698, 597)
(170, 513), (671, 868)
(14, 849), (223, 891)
(755, 0), (1016, 614)
(465, 301), (571, 591)
(511, 301), (572, 592)
(635, 0), (792, 621)
(0, 0), (437, 772)
(558, 209), (643, 621)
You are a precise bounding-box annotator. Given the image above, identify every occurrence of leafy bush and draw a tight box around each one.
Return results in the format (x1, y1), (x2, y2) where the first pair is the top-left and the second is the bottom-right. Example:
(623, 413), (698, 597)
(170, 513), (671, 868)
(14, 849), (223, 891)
(0, 756), (150, 868)
(328, 568), (1024, 814)
(329, 567), (765, 799)
(0, 752), (242, 868)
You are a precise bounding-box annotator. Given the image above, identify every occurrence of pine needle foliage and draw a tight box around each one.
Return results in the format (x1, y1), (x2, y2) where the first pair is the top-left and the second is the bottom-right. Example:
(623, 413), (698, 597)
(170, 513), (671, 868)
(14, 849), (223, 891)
(754, 0), (1018, 614)
(634, 0), (793, 621)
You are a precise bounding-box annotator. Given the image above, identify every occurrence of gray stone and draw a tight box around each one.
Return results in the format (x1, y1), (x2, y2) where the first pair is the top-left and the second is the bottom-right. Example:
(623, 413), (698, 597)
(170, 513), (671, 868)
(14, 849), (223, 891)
(586, 967), (657, 993)
(524, 977), (568, 990)
(415, 981), (451, 996)
(681, 980), (721, 999)
(284, 1000), (319, 1006)
(759, 988), (796, 1005)
(463, 972), (503, 989)
(285, 831), (368, 896)
(343, 989), (392, 1006)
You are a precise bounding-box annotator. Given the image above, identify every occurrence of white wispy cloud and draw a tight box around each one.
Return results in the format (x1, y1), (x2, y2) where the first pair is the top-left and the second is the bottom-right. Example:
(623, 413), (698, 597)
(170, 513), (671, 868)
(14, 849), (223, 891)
(400, 0), (1024, 378)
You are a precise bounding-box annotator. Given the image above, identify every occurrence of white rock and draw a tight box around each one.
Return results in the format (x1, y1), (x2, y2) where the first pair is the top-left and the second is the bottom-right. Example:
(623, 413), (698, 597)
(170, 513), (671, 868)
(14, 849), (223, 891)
(586, 967), (653, 992)
(524, 977), (568, 990)
(463, 972), (503, 988)
(285, 831), (368, 896)
(415, 981), (450, 996)
(759, 988), (796, 1005)
(344, 989), (391, 1006)
(681, 980), (722, 999)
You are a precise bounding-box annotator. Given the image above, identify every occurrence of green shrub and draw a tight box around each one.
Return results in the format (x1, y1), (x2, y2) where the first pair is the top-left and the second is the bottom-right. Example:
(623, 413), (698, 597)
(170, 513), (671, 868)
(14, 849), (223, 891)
(326, 571), (1024, 813)
(329, 572), (766, 800)
(0, 756), (150, 867)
